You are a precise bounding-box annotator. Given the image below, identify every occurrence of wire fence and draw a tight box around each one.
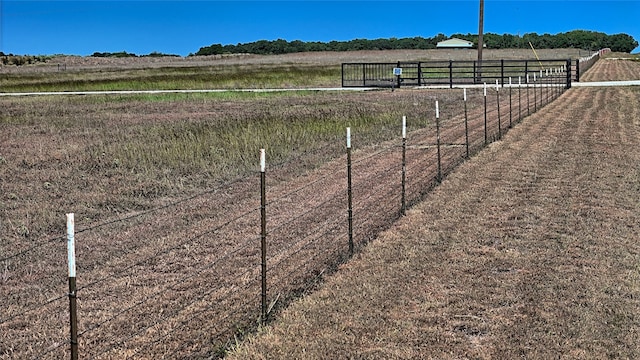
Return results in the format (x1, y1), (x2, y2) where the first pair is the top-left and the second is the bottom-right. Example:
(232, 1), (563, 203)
(1, 67), (570, 359)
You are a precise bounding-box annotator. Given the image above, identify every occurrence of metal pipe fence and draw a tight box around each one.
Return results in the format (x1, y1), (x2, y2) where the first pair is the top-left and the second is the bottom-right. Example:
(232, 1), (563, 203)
(342, 50), (607, 88)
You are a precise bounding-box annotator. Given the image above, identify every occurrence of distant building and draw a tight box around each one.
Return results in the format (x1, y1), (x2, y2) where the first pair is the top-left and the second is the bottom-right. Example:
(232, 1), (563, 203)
(436, 38), (484, 49)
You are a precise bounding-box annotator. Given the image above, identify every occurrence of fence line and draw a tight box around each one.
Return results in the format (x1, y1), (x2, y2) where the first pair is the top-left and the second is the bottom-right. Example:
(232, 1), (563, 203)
(1, 71), (569, 359)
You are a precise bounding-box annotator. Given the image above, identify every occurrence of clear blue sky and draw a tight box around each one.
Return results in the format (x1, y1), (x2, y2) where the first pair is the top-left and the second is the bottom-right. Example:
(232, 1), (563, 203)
(1, 0), (639, 56)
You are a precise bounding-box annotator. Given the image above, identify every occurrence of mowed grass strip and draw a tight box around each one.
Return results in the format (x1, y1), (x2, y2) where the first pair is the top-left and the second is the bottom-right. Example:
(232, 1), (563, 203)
(229, 87), (640, 358)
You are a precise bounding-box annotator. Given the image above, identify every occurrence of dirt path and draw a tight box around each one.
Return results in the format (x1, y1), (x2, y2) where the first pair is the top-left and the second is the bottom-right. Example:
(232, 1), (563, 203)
(229, 87), (640, 356)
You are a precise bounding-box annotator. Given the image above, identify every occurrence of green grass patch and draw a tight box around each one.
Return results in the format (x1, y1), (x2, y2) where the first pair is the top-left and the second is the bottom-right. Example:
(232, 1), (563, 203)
(0, 64), (341, 92)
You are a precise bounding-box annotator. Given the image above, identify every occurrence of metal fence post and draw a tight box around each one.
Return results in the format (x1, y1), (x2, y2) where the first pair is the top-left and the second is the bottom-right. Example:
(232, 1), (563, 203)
(500, 59), (505, 87)
(464, 88), (469, 158)
(473, 61), (477, 84)
(566, 59), (572, 89)
(496, 80), (502, 140)
(260, 149), (267, 325)
(518, 76), (522, 122)
(526, 74), (530, 116)
(533, 73), (537, 113)
(66, 213), (78, 360)
(436, 101), (442, 183)
(401, 117), (407, 215)
(508, 77), (512, 128)
(483, 83), (488, 145)
(449, 60), (453, 89)
(346, 128), (353, 256)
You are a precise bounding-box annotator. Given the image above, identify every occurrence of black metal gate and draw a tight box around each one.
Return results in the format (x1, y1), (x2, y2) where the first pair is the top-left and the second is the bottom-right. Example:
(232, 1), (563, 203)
(343, 59), (574, 89)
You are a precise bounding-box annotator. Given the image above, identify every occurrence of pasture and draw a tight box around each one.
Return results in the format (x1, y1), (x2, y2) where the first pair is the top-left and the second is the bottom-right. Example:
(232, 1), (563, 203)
(1, 49), (637, 358)
(230, 57), (640, 358)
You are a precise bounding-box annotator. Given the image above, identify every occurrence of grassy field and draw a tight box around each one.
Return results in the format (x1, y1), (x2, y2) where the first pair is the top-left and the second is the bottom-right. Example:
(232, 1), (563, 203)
(229, 59), (640, 359)
(0, 48), (589, 92)
(1, 49), (636, 359)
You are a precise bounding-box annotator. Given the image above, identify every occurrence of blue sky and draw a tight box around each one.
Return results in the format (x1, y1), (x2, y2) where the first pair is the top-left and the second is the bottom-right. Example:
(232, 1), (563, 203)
(1, 0), (639, 56)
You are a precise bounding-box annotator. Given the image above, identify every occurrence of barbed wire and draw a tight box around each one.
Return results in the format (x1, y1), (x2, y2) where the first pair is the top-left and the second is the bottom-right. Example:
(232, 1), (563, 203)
(267, 188), (344, 237)
(265, 164), (343, 207)
(0, 292), (66, 326)
(0, 174), (256, 264)
(31, 336), (69, 360)
(269, 216), (345, 272)
(78, 230), (260, 340)
(88, 262), (260, 360)
(76, 202), (260, 293)
(0, 235), (63, 263)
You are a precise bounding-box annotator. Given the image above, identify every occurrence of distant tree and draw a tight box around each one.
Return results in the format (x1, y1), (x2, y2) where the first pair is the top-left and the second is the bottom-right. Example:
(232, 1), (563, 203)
(607, 33), (638, 52)
(195, 44), (224, 56)
(191, 31), (638, 56)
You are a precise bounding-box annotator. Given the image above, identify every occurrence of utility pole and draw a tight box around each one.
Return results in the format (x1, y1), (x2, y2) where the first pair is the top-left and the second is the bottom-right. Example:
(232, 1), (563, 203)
(477, 0), (484, 83)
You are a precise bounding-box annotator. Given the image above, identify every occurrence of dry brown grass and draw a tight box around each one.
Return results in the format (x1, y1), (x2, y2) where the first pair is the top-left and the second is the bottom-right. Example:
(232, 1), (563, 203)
(229, 66), (640, 358)
(0, 49), (613, 359)
(2, 48), (586, 74)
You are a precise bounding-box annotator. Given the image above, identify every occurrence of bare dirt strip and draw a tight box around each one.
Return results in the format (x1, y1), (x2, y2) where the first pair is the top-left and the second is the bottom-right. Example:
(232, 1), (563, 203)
(229, 80), (640, 355)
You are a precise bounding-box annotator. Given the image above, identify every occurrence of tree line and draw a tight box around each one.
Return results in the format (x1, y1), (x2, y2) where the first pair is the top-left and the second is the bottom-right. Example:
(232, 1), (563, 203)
(194, 30), (638, 56)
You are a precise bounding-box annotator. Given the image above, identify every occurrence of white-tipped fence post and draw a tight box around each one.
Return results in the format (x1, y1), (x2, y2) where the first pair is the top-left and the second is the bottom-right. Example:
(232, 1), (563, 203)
(483, 82), (488, 145)
(259, 149), (267, 325)
(533, 73), (537, 112)
(435, 101), (442, 183)
(496, 79), (502, 140)
(401, 116), (407, 215)
(526, 73), (531, 115)
(463, 88), (469, 158)
(346, 128), (353, 256)
(518, 76), (522, 122)
(66, 213), (78, 360)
